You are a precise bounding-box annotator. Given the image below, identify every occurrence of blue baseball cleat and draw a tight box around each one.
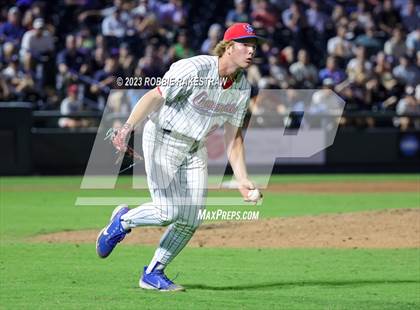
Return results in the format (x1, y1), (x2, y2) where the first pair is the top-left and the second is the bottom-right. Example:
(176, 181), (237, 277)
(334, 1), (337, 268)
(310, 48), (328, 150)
(96, 204), (130, 258)
(139, 266), (185, 291)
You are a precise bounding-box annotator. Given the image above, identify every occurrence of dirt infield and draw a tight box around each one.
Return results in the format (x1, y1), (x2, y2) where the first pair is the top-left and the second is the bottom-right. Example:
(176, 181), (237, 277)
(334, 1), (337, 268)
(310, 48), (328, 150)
(31, 208), (420, 249)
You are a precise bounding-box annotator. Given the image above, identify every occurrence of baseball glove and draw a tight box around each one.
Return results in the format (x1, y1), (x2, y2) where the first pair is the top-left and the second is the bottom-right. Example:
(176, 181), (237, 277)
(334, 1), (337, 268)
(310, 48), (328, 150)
(105, 124), (143, 167)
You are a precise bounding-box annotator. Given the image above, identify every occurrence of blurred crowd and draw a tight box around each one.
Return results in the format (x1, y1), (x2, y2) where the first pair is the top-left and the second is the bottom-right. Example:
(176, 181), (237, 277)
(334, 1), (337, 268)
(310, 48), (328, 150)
(0, 0), (419, 129)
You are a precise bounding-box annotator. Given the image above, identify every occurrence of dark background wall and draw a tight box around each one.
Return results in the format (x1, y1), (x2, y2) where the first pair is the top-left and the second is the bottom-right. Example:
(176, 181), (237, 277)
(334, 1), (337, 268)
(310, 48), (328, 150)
(1, 105), (420, 175)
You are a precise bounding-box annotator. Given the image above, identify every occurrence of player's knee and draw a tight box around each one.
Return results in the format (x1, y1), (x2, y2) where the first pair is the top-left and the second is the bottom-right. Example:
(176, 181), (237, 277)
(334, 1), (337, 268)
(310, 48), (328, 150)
(158, 207), (179, 225)
(185, 219), (202, 231)
(173, 222), (199, 235)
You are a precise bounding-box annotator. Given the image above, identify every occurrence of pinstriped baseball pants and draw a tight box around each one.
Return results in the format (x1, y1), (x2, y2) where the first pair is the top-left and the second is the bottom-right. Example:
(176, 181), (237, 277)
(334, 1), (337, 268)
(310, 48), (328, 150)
(121, 120), (207, 268)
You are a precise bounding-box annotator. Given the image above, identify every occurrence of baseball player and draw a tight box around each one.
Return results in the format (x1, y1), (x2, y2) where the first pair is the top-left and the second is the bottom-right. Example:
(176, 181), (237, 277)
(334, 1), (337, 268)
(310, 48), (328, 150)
(96, 23), (263, 291)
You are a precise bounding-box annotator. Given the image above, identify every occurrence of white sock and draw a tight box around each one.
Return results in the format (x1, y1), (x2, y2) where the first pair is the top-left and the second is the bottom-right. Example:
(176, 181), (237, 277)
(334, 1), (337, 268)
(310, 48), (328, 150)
(146, 260), (165, 274)
(120, 220), (130, 231)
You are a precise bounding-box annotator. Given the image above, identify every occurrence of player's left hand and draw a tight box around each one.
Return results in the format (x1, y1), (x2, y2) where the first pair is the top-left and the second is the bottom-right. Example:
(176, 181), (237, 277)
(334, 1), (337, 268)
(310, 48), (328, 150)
(238, 179), (263, 204)
(112, 123), (133, 152)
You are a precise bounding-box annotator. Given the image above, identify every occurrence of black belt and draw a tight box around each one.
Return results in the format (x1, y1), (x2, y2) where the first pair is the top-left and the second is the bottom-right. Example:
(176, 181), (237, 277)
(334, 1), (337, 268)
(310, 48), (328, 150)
(161, 128), (202, 154)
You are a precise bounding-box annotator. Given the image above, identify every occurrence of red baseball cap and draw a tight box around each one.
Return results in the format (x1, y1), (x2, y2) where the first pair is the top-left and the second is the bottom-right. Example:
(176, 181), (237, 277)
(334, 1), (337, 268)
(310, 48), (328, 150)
(223, 23), (263, 43)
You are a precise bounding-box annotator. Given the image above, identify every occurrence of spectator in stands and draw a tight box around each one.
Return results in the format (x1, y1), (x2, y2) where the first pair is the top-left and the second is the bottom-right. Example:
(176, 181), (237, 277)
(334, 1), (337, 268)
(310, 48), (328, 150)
(201, 23), (222, 55)
(2, 54), (36, 101)
(79, 0), (131, 24)
(375, 0), (402, 35)
(346, 46), (372, 82)
(154, 0), (186, 28)
(75, 28), (95, 53)
(267, 53), (290, 88)
(169, 30), (195, 62)
(252, 50), (289, 89)
(247, 90), (287, 127)
(19, 18), (54, 72)
(373, 51), (392, 78)
(309, 79), (342, 129)
(56, 34), (86, 93)
(92, 56), (120, 90)
(289, 49), (318, 88)
(135, 44), (165, 83)
(1, 55), (21, 99)
(284, 88), (307, 128)
(336, 81), (367, 127)
(406, 28), (420, 57)
(282, 1), (307, 33)
(282, 2), (312, 53)
(26, 2), (46, 21)
(380, 73), (402, 106)
(107, 90), (131, 128)
(90, 56), (120, 109)
(95, 34), (106, 50)
(133, 13), (165, 44)
(0, 6), (25, 46)
(392, 55), (420, 86)
(354, 25), (383, 57)
(251, 0), (277, 30)
(0, 77), (11, 100)
(279, 46), (294, 68)
(118, 42), (135, 77)
(336, 15), (351, 31)
(102, 8), (127, 39)
(348, 61), (371, 90)
(365, 76), (396, 111)
(417, 50), (420, 70)
(351, 1), (373, 30)
(395, 86), (420, 130)
(306, 0), (329, 35)
(331, 4), (345, 24)
(17, 71), (37, 102)
(401, 0), (420, 32)
(1, 42), (17, 67)
(1, 55), (21, 81)
(319, 56), (346, 85)
(58, 84), (87, 128)
(327, 25), (354, 59)
(21, 9), (34, 31)
(226, 0), (249, 26)
(132, 0), (151, 17)
(384, 28), (407, 59)
(90, 46), (107, 74)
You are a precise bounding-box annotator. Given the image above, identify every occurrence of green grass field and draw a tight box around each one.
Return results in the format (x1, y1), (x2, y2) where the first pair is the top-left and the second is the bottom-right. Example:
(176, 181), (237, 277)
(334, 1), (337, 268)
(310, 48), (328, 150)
(1, 174), (419, 309)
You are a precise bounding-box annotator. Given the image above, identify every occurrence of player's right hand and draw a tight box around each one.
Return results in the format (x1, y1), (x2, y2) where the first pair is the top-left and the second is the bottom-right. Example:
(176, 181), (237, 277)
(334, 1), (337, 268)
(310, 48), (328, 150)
(112, 123), (133, 152)
(238, 179), (263, 204)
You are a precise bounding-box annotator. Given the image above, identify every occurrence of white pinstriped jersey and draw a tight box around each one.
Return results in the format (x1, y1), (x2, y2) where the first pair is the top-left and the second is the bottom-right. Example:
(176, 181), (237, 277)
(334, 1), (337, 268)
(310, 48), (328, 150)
(151, 55), (251, 141)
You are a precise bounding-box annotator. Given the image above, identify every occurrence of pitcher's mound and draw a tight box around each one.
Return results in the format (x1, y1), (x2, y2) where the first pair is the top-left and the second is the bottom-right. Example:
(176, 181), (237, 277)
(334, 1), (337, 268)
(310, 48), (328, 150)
(31, 208), (420, 249)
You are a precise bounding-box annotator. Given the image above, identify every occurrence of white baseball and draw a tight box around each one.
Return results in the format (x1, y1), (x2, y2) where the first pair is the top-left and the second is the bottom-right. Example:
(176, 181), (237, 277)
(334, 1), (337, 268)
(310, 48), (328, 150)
(247, 189), (261, 201)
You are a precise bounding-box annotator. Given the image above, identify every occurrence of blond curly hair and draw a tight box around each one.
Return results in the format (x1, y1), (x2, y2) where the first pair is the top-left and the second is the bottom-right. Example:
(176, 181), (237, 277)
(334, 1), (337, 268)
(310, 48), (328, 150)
(213, 40), (234, 57)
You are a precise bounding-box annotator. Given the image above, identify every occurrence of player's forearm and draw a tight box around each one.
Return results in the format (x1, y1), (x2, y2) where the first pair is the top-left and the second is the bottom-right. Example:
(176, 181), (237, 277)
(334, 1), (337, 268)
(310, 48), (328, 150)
(227, 134), (249, 182)
(126, 88), (164, 128)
